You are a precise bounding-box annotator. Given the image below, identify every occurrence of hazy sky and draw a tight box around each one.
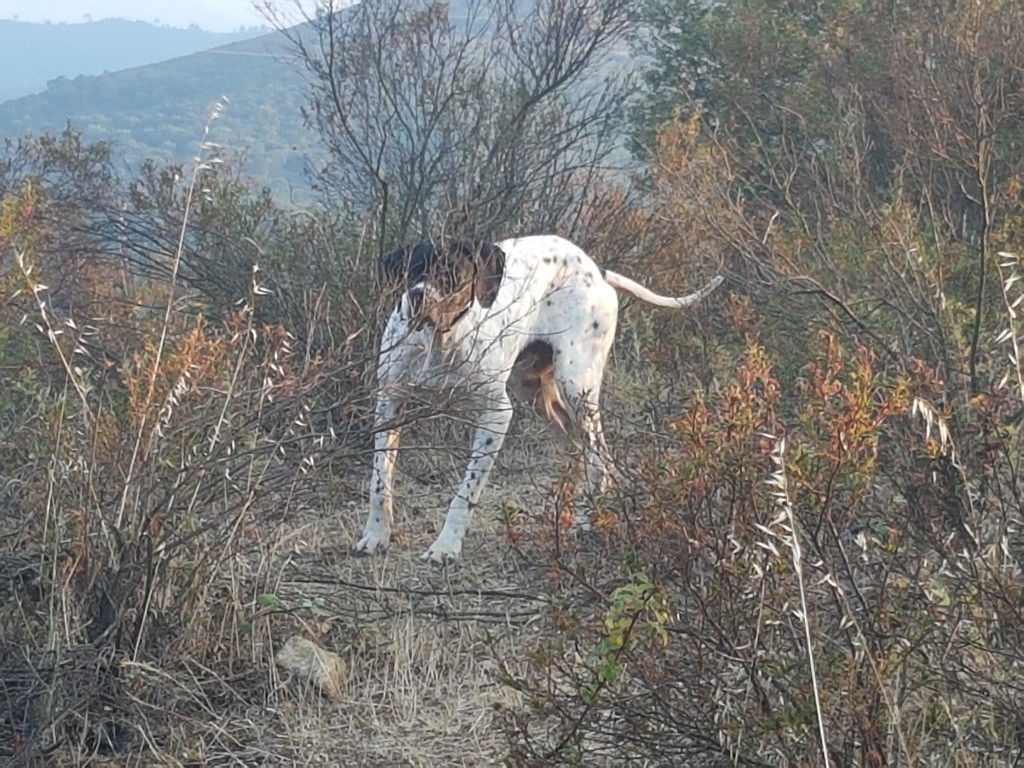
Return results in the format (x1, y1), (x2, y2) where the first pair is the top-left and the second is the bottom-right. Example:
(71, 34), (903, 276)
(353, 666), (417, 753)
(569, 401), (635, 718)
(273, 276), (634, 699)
(0, 0), (274, 31)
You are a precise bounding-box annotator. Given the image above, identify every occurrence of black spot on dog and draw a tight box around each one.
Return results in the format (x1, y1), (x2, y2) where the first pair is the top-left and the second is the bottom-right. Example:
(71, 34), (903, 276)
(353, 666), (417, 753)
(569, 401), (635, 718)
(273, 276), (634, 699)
(592, 320), (600, 330)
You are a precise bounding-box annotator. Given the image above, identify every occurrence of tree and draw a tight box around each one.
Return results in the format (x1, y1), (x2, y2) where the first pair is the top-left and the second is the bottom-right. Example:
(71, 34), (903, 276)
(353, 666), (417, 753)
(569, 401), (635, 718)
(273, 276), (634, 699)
(634, 0), (1024, 397)
(268, 0), (636, 252)
(0, 126), (127, 364)
(878, 0), (1024, 392)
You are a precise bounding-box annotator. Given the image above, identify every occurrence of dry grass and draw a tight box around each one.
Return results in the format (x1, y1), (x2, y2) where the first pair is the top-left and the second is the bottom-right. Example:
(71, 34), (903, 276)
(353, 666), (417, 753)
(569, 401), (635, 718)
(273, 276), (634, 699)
(271, 444), (553, 765)
(105, 427), (565, 767)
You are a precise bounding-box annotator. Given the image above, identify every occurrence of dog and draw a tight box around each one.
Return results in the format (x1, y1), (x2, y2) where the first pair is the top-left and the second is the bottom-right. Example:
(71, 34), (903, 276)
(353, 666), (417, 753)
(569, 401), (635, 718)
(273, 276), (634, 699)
(356, 234), (723, 563)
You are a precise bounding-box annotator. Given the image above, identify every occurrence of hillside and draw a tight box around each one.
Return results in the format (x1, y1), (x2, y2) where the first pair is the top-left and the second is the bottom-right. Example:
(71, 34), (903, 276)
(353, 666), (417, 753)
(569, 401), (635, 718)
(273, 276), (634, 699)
(0, 19), (269, 103)
(0, 27), (319, 200)
(0, 4), (639, 206)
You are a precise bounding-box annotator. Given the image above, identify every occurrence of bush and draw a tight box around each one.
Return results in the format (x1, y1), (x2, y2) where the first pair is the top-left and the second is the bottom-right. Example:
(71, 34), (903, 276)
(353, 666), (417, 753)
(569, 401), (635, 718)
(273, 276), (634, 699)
(0, 130), (377, 764)
(500, 332), (1024, 765)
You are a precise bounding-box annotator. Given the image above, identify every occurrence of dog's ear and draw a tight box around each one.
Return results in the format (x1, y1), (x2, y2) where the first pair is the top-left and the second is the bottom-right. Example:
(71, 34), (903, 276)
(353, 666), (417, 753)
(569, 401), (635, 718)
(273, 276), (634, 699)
(474, 243), (505, 308)
(380, 238), (435, 288)
(379, 245), (408, 286)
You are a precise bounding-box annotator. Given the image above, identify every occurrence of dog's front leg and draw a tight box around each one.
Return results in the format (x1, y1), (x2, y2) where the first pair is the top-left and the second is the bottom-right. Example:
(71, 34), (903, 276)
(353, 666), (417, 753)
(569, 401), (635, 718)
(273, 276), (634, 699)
(356, 392), (403, 555)
(422, 389), (513, 564)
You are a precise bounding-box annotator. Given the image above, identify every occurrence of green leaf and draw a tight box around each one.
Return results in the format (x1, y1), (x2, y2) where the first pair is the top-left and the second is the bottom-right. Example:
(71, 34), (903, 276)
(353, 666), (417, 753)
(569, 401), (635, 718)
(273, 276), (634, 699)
(256, 593), (281, 609)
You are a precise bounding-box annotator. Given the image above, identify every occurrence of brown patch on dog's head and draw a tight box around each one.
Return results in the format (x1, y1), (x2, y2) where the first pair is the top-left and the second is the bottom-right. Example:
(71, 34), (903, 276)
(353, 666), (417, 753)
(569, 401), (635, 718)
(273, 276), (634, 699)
(386, 238), (505, 332)
(419, 239), (477, 331)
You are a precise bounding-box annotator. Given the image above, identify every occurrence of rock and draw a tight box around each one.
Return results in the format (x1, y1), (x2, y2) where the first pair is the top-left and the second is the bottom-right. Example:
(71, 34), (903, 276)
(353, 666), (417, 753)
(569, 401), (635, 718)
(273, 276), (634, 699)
(274, 635), (347, 702)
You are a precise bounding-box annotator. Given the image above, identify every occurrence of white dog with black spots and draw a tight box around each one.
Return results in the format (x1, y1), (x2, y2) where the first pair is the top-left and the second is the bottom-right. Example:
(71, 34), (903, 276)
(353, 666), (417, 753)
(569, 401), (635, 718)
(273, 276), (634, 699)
(356, 234), (723, 564)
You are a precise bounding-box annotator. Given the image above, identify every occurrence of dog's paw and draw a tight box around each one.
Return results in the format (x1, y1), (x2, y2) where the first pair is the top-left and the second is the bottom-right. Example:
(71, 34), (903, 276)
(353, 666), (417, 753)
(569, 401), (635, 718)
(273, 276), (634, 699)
(354, 529), (391, 555)
(420, 534), (462, 565)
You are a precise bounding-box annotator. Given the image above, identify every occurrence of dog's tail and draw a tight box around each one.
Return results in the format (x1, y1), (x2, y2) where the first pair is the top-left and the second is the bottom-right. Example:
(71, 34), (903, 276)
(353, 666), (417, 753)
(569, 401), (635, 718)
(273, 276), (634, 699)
(604, 271), (724, 308)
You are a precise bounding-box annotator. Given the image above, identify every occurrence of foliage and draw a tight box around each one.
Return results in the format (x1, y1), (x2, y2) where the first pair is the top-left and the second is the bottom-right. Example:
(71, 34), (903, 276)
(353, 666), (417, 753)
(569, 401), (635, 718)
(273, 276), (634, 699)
(635, 0), (1024, 398)
(0, 128), (377, 764)
(3, 1), (1024, 763)
(502, 334), (1024, 765)
(496, 5), (1024, 763)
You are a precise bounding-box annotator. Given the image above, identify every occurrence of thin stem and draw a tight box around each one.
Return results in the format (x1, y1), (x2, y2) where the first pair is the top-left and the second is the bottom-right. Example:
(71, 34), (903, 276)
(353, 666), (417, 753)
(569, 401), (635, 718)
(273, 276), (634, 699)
(769, 437), (830, 765)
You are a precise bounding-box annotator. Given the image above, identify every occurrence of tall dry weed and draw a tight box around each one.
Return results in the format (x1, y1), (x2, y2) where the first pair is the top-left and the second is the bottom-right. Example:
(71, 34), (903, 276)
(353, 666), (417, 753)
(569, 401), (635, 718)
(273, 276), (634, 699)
(0, 111), (358, 764)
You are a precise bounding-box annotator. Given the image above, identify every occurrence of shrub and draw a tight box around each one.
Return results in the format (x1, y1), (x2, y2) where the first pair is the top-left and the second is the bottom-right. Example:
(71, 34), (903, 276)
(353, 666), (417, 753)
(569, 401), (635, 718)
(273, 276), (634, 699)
(0, 130), (374, 764)
(500, 332), (1024, 765)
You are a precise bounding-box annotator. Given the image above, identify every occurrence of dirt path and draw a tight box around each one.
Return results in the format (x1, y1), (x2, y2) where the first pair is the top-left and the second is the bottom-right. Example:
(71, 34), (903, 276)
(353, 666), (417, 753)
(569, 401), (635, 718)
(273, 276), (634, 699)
(237, 428), (565, 765)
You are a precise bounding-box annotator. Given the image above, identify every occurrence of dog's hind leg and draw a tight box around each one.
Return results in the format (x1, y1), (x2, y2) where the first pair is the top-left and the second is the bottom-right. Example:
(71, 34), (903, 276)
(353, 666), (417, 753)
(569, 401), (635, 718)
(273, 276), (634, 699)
(560, 378), (615, 495)
(551, 285), (619, 498)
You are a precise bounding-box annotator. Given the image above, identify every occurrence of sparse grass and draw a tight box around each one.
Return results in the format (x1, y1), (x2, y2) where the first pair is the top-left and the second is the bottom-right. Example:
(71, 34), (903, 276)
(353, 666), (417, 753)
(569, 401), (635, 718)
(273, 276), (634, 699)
(108, 434), (562, 766)
(0, 274), (564, 764)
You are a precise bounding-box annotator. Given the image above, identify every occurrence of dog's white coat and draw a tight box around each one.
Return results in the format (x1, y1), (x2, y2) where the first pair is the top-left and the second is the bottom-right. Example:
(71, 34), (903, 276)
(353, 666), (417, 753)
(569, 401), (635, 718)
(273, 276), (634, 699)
(356, 235), (723, 562)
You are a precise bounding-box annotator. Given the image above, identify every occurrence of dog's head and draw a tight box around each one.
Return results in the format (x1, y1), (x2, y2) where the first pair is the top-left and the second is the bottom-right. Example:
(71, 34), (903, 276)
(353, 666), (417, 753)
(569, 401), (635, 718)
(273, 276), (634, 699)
(381, 238), (505, 332)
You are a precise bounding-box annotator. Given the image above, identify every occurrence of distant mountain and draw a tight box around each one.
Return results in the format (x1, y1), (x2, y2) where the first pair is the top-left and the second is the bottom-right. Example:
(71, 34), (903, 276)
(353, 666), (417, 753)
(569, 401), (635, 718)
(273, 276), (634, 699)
(0, 19), (269, 102)
(0, 27), (319, 202)
(0, 6), (639, 206)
